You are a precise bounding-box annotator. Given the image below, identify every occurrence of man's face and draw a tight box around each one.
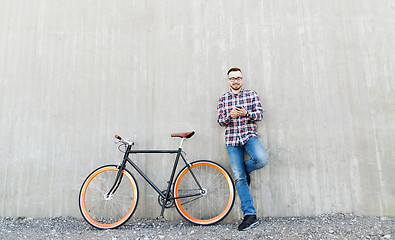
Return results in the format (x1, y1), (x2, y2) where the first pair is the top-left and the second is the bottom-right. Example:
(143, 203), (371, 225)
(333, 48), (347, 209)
(227, 71), (243, 91)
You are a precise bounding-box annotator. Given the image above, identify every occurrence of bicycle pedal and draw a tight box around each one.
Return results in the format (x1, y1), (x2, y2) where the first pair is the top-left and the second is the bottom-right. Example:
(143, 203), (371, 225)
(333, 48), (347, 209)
(156, 216), (166, 221)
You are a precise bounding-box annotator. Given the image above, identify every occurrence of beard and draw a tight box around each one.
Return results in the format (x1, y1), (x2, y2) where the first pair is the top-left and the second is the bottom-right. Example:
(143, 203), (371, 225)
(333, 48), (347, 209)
(230, 84), (242, 91)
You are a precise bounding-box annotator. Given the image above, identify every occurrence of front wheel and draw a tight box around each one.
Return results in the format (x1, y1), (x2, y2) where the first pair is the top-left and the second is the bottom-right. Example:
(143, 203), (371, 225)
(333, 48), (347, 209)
(173, 160), (235, 225)
(79, 165), (139, 229)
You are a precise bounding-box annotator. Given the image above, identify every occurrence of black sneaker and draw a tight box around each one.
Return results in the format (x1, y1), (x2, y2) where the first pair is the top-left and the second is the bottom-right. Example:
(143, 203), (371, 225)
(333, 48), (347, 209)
(238, 215), (259, 231)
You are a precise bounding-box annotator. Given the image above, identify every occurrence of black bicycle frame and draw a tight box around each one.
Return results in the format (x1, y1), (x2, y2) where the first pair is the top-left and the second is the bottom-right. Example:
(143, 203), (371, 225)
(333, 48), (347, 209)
(108, 144), (203, 218)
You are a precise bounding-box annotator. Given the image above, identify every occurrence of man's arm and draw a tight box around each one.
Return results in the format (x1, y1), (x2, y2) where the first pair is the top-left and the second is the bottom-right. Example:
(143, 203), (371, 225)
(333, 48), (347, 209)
(217, 97), (232, 127)
(246, 91), (263, 121)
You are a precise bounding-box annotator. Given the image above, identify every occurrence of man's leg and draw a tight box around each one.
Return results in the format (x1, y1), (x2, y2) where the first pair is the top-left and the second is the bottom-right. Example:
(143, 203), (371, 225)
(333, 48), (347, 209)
(226, 146), (256, 216)
(244, 137), (268, 175)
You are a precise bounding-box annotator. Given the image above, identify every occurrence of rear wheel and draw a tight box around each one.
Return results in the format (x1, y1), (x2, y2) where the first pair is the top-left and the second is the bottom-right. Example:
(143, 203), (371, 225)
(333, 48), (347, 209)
(173, 160), (235, 225)
(79, 165), (139, 229)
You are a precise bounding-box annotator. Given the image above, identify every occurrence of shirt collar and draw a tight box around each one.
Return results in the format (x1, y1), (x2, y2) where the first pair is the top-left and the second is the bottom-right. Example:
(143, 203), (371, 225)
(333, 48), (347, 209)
(229, 88), (244, 97)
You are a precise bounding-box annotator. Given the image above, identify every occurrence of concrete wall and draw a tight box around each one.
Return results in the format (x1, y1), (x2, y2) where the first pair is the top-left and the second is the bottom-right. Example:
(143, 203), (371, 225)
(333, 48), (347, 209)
(1, 0), (394, 220)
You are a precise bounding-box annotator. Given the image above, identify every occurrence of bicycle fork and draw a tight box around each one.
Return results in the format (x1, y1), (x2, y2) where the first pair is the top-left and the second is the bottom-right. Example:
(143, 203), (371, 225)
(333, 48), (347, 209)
(106, 145), (132, 198)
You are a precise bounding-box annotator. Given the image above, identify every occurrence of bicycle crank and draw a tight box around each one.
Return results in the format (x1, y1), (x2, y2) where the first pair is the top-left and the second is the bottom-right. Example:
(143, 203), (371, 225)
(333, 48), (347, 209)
(157, 190), (174, 208)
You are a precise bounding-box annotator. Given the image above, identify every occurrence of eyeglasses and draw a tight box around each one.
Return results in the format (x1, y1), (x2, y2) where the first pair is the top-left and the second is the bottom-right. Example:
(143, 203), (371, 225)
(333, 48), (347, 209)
(228, 77), (243, 82)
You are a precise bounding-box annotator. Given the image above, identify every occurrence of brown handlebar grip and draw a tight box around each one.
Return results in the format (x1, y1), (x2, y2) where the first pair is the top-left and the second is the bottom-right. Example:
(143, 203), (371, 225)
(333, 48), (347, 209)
(115, 135), (122, 140)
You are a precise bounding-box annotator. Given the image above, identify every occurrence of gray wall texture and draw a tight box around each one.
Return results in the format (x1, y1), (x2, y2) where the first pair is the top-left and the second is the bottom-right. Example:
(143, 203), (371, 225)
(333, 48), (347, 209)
(1, 0), (394, 220)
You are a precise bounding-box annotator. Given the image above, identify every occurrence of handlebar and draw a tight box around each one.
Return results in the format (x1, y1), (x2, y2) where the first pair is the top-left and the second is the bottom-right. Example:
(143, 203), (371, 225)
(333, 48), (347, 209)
(114, 135), (134, 146)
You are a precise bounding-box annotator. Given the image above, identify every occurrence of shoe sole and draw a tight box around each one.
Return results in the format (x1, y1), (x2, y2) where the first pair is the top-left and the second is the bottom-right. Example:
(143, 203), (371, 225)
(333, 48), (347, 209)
(240, 220), (260, 231)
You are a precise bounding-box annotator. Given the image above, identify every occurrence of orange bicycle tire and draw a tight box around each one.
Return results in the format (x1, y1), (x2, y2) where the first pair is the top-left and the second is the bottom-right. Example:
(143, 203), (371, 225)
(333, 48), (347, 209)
(174, 161), (235, 225)
(79, 165), (139, 229)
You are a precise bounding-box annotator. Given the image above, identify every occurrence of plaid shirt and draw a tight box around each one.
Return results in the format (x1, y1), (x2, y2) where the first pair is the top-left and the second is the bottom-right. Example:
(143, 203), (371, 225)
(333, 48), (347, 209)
(217, 89), (263, 146)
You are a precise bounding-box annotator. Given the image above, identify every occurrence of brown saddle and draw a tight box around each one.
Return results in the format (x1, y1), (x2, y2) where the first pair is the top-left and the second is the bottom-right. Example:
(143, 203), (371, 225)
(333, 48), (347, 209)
(171, 131), (195, 139)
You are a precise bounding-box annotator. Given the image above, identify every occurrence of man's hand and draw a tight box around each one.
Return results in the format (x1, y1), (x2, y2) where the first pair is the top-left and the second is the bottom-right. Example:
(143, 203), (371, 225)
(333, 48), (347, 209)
(230, 107), (247, 119)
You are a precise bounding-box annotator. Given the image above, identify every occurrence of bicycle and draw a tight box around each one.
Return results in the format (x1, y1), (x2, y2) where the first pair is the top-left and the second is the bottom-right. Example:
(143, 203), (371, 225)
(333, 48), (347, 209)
(78, 131), (235, 229)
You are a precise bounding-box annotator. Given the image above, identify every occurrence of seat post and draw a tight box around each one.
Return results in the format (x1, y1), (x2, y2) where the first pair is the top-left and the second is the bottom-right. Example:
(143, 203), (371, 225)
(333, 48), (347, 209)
(179, 138), (186, 150)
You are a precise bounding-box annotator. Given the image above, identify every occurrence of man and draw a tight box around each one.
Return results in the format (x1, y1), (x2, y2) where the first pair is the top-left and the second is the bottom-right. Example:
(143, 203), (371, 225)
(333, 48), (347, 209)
(217, 67), (268, 231)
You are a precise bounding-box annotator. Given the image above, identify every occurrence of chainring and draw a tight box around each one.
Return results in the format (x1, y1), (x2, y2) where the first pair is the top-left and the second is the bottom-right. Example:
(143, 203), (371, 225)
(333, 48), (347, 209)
(157, 190), (174, 208)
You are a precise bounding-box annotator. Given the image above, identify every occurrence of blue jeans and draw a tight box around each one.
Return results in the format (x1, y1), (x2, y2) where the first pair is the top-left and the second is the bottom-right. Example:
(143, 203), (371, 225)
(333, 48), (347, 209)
(226, 137), (268, 216)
